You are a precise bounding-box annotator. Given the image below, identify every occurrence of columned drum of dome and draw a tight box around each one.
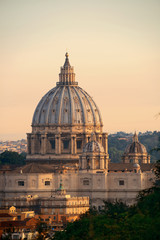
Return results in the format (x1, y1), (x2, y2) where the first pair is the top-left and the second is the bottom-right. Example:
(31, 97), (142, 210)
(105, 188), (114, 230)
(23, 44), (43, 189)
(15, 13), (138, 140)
(79, 133), (109, 172)
(27, 53), (109, 163)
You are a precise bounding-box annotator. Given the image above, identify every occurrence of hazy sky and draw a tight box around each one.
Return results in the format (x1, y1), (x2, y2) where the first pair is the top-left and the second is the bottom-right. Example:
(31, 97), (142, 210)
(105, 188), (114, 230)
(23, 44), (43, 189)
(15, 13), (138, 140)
(0, 0), (160, 140)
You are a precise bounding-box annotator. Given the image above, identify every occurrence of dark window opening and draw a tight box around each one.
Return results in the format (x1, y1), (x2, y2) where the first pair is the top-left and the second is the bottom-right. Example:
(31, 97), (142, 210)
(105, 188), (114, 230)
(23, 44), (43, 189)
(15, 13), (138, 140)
(77, 140), (82, 149)
(50, 140), (55, 149)
(83, 179), (89, 185)
(45, 181), (50, 186)
(119, 180), (124, 186)
(63, 140), (69, 149)
(18, 181), (24, 186)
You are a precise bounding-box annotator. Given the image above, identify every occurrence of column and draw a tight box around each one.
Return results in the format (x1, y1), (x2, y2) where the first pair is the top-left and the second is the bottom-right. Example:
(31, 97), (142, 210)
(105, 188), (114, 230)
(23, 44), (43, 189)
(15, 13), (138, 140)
(82, 156), (86, 169)
(31, 134), (36, 154)
(85, 135), (89, 144)
(41, 134), (47, 155)
(71, 135), (76, 154)
(27, 134), (31, 154)
(100, 156), (104, 170)
(91, 156), (95, 170)
(102, 133), (108, 154)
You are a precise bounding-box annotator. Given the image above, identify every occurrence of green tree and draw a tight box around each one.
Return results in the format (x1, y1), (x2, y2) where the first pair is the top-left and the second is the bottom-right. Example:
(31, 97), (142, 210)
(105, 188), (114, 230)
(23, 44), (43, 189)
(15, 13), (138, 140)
(0, 150), (26, 166)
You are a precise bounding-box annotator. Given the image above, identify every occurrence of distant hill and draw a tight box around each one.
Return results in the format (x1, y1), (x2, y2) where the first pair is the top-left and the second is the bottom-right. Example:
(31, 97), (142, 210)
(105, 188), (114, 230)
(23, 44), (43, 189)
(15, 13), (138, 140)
(108, 131), (160, 163)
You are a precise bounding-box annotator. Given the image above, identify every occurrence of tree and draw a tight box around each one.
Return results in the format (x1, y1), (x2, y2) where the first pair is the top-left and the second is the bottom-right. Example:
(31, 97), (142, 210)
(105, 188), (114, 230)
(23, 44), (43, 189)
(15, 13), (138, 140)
(0, 150), (26, 166)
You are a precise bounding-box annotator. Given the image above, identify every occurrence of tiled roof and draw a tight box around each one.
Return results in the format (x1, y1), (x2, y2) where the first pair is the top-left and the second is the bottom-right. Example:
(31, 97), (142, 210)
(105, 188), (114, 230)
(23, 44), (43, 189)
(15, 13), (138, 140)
(108, 163), (155, 171)
(13, 163), (56, 173)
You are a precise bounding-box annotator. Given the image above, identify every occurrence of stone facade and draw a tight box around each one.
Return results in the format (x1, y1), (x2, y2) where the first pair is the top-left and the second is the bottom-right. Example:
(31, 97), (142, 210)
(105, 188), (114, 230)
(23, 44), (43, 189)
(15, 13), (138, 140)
(0, 53), (155, 209)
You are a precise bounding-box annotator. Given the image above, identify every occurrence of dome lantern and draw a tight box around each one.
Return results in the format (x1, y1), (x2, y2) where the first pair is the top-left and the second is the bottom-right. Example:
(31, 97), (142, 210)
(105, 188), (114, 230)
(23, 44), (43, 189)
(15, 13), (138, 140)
(58, 52), (78, 86)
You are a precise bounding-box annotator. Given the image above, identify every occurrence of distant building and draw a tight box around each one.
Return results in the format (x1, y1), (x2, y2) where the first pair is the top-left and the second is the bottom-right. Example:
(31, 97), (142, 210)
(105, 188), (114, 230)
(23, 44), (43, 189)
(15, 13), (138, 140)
(0, 53), (155, 209)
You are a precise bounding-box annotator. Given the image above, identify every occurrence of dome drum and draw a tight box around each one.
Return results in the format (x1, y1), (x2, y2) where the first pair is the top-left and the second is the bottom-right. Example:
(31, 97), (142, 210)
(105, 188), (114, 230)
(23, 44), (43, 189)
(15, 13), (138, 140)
(27, 131), (108, 163)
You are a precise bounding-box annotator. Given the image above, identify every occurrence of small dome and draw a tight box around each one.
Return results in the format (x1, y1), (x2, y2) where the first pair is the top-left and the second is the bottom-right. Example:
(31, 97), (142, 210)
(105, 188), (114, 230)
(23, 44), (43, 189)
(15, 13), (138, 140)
(124, 133), (147, 154)
(83, 140), (104, 153)
(133, 163), (140, 168)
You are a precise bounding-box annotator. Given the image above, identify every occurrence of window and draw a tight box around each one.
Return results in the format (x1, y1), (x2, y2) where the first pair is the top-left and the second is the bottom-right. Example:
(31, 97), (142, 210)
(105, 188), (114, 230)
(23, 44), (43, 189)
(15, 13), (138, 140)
(45, 181), (50, 186)
(63, 140), (69, 149)
(77, 140), (82, 149)
(83, 179), (89, 185)
(18, 181), (24, 186)
(50, 140), (55, 149)
(119, 180), (124, 186)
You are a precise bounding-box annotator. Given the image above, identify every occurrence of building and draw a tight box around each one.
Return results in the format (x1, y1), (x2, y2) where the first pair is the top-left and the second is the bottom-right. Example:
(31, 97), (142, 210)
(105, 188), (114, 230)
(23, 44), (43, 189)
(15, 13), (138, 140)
(0, 53), (155, 209)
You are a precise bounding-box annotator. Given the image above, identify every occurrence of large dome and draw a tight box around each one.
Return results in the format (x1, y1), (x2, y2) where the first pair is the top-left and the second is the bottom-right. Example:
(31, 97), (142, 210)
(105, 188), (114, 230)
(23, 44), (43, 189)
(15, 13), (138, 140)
(27, 53), (108, 164)
(32, 86), (102, 126)
(32, 53), (102, 127)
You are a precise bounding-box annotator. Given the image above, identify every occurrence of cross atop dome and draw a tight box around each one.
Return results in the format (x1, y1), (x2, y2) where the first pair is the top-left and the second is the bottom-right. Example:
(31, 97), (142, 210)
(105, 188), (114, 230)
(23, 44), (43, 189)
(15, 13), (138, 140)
(63, 52), (71, 68)
(57, 52), (78, 86)
(133, 132), (138, 142)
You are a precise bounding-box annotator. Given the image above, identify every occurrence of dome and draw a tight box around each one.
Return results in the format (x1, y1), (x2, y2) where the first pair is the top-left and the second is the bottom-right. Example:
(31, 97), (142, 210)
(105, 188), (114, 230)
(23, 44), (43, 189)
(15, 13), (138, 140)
(27, 53), (107, 164)
(83, 133), (104, 153)
(133, 163), (140, 168)
(124, 133), (147, 155)
(32, 53), (102, 127)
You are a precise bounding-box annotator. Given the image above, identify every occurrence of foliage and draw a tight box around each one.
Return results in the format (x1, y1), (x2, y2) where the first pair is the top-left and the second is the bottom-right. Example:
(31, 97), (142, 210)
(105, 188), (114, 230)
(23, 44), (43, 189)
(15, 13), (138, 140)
(35, 222), (49, 240)
(0, 150), (26, 166)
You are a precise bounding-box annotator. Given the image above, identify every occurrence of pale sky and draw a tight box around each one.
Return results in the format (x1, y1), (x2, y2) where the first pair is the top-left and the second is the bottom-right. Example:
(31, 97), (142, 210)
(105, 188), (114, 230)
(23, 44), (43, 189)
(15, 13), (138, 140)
(0, 0), (160, 140)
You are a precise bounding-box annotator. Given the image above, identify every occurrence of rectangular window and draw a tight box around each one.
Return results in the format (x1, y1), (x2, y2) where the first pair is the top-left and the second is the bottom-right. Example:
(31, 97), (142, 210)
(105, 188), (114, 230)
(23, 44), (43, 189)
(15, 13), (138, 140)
(50, 140), (55, 149)
(63, 140), (69, 149)
(45, 181), (50, 186)
(18, 181), (24, 186)
(119, 180), (124, 186)
(77, 140), (82, 149)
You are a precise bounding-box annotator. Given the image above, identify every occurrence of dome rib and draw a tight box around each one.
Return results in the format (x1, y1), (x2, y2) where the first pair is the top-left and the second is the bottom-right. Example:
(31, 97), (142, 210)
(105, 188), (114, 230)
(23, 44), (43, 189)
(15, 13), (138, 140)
(68, 86), (73, 124)
(57, 87), (65, 124)
(45, 87), (59, 124)
(32, 88), (55, 125)
(79, 88), (96, 125)
(73, 86), (87, 124)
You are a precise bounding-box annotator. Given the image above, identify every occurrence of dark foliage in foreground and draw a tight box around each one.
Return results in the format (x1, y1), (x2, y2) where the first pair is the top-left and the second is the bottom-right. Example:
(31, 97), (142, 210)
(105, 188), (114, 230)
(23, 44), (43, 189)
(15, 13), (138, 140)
(0, 151), (26, 166)
(53, 161), (160, 240)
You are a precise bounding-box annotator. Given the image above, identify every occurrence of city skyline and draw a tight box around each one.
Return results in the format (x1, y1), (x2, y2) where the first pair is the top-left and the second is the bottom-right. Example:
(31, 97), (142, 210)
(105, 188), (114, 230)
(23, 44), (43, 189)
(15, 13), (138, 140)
(1, 0), (160, 140)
